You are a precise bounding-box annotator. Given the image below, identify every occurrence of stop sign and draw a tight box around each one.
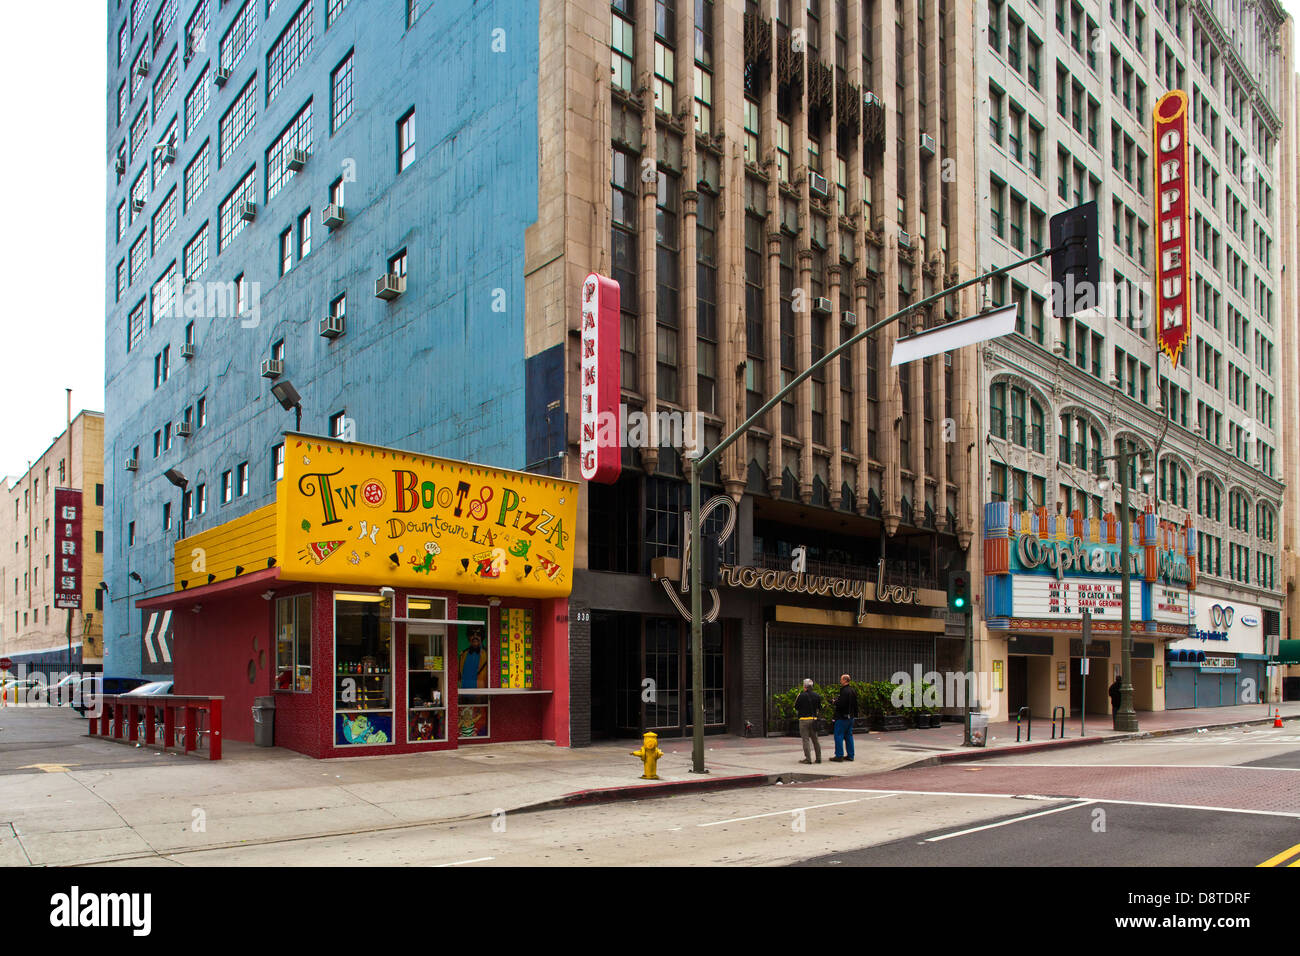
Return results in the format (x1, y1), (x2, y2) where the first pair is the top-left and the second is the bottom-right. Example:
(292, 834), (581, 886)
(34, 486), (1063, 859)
(0, 657), (12, 671)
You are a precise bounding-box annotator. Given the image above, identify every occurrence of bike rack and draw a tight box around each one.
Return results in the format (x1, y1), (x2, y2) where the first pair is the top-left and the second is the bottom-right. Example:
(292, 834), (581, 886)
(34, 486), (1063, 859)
(1016, 706), (1032, 742)
(1051, 705), (1066, 739)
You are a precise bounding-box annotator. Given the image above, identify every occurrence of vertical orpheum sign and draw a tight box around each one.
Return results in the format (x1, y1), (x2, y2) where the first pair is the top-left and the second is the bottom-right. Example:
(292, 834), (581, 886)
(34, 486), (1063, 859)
(1154, 90), (1191, 366)
(53, 488), (83, 609)
(579, 272), (621, 483)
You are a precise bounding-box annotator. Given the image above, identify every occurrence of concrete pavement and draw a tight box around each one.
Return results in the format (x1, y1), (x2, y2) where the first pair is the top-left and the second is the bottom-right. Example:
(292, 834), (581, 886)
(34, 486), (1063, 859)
(0, 700), (1297, 865)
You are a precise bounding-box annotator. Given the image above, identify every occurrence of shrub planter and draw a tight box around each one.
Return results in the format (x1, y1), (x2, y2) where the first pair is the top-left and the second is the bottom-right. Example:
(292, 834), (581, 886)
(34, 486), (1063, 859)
(881, 714), (908, 731)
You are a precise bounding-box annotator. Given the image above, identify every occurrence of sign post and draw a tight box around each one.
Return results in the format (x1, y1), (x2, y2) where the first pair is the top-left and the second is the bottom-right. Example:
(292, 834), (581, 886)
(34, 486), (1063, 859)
(1080, 609), (1091, 737)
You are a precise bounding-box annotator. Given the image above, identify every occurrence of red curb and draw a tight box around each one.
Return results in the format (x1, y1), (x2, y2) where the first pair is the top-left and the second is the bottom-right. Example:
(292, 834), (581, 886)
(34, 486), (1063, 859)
(937, 735), (1110, 762)
(535, 772), (777, 811)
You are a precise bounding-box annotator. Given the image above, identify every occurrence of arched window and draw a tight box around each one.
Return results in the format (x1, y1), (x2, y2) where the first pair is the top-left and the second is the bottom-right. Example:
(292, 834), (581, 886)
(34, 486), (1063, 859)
(992, 382), (1044, 452)
(1159, 459), (1188, 508)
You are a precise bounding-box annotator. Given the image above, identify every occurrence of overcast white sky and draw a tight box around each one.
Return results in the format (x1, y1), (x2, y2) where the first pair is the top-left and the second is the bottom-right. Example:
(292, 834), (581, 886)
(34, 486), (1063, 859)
(1, 1), (1299, 478)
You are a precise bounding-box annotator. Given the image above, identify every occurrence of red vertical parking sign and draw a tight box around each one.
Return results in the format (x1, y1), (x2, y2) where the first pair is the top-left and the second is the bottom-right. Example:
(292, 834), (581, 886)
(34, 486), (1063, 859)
(54, 488), (83, 609)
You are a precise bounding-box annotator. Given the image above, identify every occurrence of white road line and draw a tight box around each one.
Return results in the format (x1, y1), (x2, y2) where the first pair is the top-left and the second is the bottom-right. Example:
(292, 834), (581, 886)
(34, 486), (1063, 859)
(807, 787), (1300, 820)
(924, 800), (1095, 842)
(990, 762), (1300, 771)
(435, 856), (495, 867)
(696, 795), (893, 827)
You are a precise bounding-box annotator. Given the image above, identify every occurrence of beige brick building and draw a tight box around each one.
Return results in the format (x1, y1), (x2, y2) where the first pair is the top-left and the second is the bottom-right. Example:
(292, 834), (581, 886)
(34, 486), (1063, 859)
(528, 0), (985, 742)
(0, 411), (106, 675)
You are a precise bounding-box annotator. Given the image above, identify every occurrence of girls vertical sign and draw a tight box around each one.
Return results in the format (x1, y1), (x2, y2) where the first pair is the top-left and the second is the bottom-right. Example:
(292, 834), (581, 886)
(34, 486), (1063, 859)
(1153, 90), (1191, 366)
(579, 273), (621, 483)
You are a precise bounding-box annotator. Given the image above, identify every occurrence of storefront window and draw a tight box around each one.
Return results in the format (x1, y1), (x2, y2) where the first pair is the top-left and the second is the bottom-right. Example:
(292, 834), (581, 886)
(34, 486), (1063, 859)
(407, 596), (447, 743)
(275, 593), (311, 692)
(334, 593), (393, 746)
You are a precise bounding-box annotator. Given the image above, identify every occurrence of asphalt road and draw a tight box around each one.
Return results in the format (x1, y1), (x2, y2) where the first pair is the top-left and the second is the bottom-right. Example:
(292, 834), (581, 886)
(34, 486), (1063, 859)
(87, 725), (1300, 867)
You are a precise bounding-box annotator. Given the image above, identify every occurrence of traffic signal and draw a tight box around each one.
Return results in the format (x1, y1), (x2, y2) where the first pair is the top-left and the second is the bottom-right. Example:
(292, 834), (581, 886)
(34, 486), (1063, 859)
(1049, 200), (1100, 319)
(948, 570), (971, 615)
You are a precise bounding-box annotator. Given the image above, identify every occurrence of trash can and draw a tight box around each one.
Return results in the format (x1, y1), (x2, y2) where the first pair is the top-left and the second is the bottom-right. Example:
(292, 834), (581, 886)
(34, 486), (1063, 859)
(968, 712), (989, 747)
(252, 695), (276, 747)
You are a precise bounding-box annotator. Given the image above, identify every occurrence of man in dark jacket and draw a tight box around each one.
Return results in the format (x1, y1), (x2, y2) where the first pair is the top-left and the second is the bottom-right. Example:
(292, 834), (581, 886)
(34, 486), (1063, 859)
(830, 674), (858, 762)
(794, 679), (822, 764)
(1108, 677), (1122, 714)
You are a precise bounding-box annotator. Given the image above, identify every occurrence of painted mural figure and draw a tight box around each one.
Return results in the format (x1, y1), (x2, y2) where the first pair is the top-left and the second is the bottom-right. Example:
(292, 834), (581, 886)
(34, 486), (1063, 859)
(459, 626), (489, 688)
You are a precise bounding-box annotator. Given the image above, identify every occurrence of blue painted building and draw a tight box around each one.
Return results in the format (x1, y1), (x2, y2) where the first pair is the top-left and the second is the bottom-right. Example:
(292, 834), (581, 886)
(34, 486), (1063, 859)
(104, 0), (539, 677)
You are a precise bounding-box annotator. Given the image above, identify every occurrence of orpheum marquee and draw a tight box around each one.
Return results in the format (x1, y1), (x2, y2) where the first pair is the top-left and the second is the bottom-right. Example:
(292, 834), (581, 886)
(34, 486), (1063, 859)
(982, 501), (1196, 636)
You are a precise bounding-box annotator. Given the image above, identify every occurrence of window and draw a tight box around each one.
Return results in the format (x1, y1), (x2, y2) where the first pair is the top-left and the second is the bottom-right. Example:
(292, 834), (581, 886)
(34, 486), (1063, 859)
(272, 443), (285, 481)
(163, 501), (172, 532)
(184, 66), (210, 138)
(405, 0), (420, 28)
(266, 101), (312, 201)
(298, 209), (311, 258)
(183, 224), (208, 280)
(195, 483), (207, 516)
(219, 1), (257, 72)
(218, 166), (256, 250)
(280, 228), (293, 275)
(150, 188), (177, 253)
(330, 52), (353, 132)
(219, 75), (257, 167)
(389, 249), (407, 278)
(221, 470), (232, 503)
(654, 40), (675, 113)
(329, 411), (347, 438)
(611, 10), (634, 92)
(267, 2), (312, 103)
(237, 461), (249, 496)
(743, 98), (760, 164)
(197, 396), (206, 428)
(397, 109), (416, 171)
(183, 140), (209, 213)
(152, 47), (178, 121)
(275, 594), (313, 694)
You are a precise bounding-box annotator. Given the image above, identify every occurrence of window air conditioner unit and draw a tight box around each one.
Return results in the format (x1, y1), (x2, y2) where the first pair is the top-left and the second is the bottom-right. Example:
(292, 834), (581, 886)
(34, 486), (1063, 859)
(322, 204), (345, 229)
(945, 353), (953, 367)
(898, 230), (913, 248)
(124, 458), (138, 472)
(286, 148), (309, 172)
(920, 132), (936, 155)
(238, 201), (257, 221)
(135, 59), (150, 78)
(260, 358), (283, 379)
(177, 421), (194, 438)
(131, 196), (146, 213)
(375, 273), (406, 300)
(808, 172), (830, 198)
(812, 296), (833, 314)
(180, 342), (195, 359)
(319, 314), (345, 338)
(214, 66), (231, 87)
(114, 156), (126, 174)
(158, 144), (176, 165)
(842, 310), (858, 328)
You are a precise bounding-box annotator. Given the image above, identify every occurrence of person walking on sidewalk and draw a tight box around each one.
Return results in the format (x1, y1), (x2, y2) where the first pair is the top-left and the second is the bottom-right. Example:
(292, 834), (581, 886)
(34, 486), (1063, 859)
(830, 674), (858, 762)
(794, 678), (822, 764)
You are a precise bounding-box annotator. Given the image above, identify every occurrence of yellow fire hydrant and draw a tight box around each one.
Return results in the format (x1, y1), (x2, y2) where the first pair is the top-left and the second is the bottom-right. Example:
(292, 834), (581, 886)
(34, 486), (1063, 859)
(632, 731), (664, 779)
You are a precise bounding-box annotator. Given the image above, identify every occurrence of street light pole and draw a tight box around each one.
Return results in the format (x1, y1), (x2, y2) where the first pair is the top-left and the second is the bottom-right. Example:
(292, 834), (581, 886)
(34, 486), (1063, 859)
(684, 244), (1060, 772)
(1115, 441), (1138, 732)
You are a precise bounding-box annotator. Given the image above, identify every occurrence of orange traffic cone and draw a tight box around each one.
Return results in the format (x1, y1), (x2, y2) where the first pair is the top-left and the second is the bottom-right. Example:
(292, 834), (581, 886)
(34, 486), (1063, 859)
(1274, 708), (1284, 728)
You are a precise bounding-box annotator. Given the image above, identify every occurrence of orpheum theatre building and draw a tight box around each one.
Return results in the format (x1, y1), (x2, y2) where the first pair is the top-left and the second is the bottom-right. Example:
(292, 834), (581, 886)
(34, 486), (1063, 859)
(982, 501), (1196, 720)
(136, 434), (578, 756)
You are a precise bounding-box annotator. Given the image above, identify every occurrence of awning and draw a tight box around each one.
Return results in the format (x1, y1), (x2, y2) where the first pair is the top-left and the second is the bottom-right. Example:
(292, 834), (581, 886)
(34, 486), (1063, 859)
(1275, 640), (1300, 665)
(138, 566), (281, 611)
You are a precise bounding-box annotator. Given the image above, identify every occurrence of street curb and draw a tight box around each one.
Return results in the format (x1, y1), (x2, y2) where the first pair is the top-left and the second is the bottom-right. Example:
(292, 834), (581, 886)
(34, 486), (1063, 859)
(925, 713), (1298, 765)
(520, 771), (793, 813)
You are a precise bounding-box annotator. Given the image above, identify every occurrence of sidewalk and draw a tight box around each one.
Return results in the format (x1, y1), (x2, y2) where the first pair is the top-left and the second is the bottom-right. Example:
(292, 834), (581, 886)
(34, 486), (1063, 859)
(0, 701), (1296, 866)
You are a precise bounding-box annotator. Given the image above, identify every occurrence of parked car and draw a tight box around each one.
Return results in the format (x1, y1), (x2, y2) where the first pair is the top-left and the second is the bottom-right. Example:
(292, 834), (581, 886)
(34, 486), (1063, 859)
(123, 680), (173, 696)
(70, 675), (149, 716)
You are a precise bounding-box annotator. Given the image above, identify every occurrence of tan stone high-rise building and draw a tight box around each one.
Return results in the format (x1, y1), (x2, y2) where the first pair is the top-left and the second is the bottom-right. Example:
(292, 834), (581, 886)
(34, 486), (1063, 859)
(528, 0), (984, 743)
(0, 410), (106, 676)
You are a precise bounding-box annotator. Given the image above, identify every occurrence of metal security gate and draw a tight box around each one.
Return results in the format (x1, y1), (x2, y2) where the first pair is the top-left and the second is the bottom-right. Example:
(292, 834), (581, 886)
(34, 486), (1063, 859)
(766, 623), (936, 724)
(1165, 663), (1197, 709)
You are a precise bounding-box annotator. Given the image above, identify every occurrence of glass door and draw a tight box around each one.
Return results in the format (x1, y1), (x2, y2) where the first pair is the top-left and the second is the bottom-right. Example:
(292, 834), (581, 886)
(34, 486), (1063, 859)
(407, 624), (448, 742)
(334, 593), (394, 746)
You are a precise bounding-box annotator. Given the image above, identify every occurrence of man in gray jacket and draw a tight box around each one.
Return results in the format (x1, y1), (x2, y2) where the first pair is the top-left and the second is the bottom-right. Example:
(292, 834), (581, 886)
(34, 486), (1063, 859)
(795, 678), (822, 764)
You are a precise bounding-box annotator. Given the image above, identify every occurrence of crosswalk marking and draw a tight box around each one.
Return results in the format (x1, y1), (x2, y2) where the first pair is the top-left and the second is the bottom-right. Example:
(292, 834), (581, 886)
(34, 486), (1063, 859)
(1257, 842), (1300, 867)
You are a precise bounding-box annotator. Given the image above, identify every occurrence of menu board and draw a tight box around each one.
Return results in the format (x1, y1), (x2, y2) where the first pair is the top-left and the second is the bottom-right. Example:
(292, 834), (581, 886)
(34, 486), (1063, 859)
(1011, 576), (1142, 620)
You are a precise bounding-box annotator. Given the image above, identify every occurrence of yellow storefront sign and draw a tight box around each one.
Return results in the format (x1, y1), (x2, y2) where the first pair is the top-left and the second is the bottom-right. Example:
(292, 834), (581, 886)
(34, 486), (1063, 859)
(275, 434), (579, 598)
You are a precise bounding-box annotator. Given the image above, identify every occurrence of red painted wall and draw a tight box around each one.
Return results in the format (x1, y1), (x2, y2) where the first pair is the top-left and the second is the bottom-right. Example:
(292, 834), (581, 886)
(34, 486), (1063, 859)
(171, 591), (274, 743)
(168, 584), (572, 757)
